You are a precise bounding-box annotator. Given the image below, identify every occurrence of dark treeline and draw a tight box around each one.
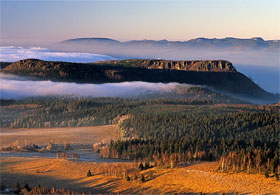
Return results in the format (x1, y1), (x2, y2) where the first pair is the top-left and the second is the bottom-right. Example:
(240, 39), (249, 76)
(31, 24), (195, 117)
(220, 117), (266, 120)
(1, 97), (227, 128)
(1, 97), (140, 128)
(119, 112), (279, 140)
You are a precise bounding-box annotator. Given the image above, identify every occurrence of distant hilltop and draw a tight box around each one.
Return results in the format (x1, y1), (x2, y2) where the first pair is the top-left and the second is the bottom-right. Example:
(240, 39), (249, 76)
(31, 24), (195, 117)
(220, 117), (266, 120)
(56, 37), (280, 67)
(1, 58), (278, 104)
(60, 37), (279, 50)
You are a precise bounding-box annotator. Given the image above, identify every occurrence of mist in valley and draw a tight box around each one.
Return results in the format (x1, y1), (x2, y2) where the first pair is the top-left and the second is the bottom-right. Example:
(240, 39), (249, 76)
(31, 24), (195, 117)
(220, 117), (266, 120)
(0, 73), (191, 99)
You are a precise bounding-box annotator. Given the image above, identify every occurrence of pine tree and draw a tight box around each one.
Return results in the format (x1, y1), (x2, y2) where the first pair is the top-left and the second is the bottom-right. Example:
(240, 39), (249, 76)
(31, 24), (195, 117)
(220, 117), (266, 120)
(14, 182), (21, 193)
(133, 175), (138, 181)
(144, 162), (150, 170)
(265, 170), (269, 178)
(139, 162), (144, 171)
(15, 182), (20, 189)
(275, 173), (279, 180)
(141, 174), (145, 183)
(23, 184), (30, 191)
(87, 169), (92, 177)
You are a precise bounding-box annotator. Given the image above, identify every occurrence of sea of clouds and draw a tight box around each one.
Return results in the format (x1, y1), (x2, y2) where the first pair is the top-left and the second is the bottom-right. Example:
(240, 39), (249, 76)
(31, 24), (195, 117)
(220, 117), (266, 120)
(0, 46), (189, 99)
(0, 46), (278, 94)
(0, 73), (184, 99)
(0, 46), (116, 63)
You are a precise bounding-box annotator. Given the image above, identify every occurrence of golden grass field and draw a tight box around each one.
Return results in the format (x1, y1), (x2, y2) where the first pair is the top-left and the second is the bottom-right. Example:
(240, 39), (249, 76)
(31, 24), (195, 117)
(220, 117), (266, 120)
(1, 157), (279, 194)
(0, 125), (120, 147)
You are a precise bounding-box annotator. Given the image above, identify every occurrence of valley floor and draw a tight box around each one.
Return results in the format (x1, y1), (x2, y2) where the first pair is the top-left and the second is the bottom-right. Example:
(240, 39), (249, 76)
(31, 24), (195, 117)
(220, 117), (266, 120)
(0, 125), (120, 147)
(1, 157), (279, 194)
(1, 126), (279, 194)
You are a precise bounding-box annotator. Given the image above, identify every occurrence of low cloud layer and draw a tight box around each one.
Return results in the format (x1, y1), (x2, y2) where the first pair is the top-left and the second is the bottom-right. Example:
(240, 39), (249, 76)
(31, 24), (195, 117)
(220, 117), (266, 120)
(0, 73), (186, 99)
(0, 46), (116, 63)
(56, 38), (279, 68)
(0, 45), (278, 94)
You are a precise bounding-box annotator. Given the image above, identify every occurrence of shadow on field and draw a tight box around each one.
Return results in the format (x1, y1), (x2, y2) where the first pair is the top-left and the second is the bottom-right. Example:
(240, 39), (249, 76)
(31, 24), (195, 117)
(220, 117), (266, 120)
(0, 159), (29, 168)
(1, 171), (119, 193)
(0, 171), (241, 194)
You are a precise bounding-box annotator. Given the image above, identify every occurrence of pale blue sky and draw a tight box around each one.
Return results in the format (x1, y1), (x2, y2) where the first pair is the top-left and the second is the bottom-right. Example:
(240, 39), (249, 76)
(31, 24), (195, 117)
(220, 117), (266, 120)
(1, 0), (280, 45)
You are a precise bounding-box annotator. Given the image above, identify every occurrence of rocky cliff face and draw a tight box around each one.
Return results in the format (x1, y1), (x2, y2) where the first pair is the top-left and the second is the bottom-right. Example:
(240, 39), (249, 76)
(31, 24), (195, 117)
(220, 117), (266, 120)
(98, 59), (236, 72)
(4, 59), (236, 74)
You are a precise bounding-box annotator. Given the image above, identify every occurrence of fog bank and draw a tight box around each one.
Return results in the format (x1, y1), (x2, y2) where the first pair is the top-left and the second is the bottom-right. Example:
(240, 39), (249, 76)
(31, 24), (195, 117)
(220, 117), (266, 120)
(0, 73), (188, 99)
(0, 44), (279, 94)
(0, 46), (116, 63)
(56, 38), (279, 68)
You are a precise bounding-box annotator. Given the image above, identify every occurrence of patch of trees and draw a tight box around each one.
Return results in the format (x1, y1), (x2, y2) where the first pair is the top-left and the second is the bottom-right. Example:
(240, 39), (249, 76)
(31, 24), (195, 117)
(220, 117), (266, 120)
(101, 111), (279, 174)
(84, 162), (153, 184)
(119, 112), (279, 140)
(1, 97), (248, 129)
(1, 97), (137, 128)
(103, 139), (279, 174)
(8, 184), (81, 195)
(217, 150), (280, 175)
(0, 99), (16, 106)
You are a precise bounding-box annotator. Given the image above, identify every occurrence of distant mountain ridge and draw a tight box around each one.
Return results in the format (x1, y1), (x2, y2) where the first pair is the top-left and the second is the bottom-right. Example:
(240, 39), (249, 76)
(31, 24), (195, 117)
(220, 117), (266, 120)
(63, 37), (120, 44)
(1, 58), (278, 104)
(56, 36), (280, 67)
(61, 37), (279, 50)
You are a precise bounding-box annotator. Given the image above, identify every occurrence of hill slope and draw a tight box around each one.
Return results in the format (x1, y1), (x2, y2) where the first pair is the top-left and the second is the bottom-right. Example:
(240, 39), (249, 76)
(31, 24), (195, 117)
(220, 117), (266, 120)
(1, 59), (277, 103)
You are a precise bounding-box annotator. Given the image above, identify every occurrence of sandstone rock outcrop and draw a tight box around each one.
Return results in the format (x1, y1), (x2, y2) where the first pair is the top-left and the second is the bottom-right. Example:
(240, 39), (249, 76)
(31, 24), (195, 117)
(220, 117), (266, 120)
(98, 59), (236, 72)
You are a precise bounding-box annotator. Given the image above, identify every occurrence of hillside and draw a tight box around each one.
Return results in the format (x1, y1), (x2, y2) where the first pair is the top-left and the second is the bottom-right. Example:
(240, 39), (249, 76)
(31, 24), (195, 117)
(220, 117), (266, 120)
(1, 59), (277, 103)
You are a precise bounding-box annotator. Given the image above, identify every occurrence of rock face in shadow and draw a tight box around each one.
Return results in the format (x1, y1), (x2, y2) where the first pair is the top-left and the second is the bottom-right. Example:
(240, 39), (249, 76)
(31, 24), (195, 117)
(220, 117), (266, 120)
(2, 59), (277, 102)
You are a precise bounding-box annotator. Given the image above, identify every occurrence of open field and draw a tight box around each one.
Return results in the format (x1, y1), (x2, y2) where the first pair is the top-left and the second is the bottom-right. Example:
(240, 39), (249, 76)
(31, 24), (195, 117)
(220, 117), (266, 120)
(1, 157), (279, 194)
(0, 125), (119, 147)
(0, 109), (279, 194)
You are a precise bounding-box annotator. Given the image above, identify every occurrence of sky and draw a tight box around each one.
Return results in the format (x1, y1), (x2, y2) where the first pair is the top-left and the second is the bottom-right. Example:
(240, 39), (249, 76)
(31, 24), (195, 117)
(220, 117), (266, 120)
(1, 0), (280, 46)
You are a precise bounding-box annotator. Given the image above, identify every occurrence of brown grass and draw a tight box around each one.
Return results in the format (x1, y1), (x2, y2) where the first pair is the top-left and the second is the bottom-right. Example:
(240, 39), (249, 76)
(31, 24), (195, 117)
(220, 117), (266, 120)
(1, 104), (41, 109)
(1, 157), (279, 194)
(0, 125), (119, 147)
